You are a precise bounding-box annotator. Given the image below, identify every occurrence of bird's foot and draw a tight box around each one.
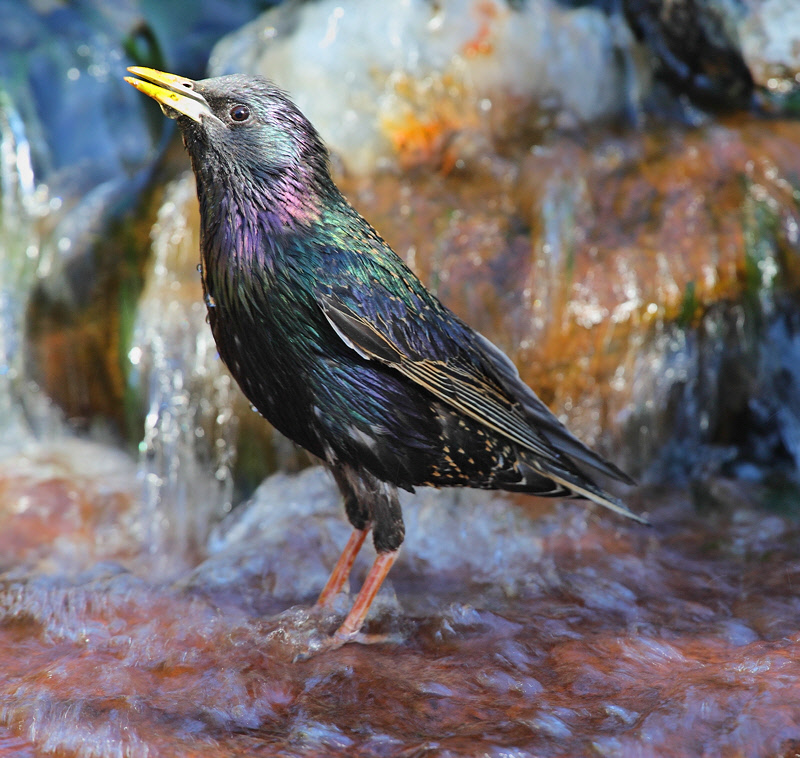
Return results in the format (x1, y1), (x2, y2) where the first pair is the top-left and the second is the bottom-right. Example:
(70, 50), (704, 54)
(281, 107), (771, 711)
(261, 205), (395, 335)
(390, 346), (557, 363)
(294, 550), (403, 661)
(292, 626), (401, 662)
(292, 629), (353, 661)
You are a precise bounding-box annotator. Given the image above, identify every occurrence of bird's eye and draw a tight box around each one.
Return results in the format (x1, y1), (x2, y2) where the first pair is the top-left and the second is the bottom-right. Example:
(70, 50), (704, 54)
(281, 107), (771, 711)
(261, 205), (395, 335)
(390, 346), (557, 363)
(229, 104), (250, 122)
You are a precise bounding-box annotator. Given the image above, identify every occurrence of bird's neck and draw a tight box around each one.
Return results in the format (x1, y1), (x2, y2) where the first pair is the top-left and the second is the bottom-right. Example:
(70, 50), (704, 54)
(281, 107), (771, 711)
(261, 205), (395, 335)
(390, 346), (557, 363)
(199, 159), (325, 232)
(193, 161), (341, 306)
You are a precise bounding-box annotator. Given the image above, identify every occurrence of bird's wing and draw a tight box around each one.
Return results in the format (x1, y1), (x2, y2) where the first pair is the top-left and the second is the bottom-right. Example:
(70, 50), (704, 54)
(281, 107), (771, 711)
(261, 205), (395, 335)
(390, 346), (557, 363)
(318, 291), (609, 476)
(318, 291), (646, 523)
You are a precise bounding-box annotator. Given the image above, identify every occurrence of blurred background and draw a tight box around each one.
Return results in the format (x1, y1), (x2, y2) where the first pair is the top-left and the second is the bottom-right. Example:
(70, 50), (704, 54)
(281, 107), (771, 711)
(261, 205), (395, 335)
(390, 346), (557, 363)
(1, 1), (800, 756)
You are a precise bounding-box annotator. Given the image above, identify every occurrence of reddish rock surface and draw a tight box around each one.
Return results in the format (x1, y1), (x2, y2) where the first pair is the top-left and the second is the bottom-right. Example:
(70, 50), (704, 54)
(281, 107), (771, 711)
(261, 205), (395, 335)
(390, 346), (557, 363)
(2, 454), (800, 756)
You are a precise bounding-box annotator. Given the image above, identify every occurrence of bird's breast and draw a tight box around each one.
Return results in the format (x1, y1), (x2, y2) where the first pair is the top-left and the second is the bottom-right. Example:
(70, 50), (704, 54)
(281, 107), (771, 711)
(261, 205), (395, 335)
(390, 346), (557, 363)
(201, 241), (329, 455)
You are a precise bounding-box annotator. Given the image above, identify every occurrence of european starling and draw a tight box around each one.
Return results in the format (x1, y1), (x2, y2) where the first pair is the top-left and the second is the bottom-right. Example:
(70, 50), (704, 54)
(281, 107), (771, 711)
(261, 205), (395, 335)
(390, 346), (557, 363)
(126, 67), (646, 653)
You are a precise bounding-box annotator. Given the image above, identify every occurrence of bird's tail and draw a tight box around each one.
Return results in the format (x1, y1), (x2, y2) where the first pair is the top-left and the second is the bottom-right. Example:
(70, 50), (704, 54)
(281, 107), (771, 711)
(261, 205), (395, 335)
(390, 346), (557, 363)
(517, 459), (649, 525)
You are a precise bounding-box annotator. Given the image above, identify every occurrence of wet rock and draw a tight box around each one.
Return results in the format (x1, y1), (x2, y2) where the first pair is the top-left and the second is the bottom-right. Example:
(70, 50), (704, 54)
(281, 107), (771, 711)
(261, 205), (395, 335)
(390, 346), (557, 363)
(624, 0), (754, 108)
(739, 0), (800, 96)
(210, 0), (645, 174)
(136, 0), (281, 78)
(624, 0), (800, 112)
(0, 439), (139, 574)
(0, 0), (152, 312)
(3, 459), (800, 756)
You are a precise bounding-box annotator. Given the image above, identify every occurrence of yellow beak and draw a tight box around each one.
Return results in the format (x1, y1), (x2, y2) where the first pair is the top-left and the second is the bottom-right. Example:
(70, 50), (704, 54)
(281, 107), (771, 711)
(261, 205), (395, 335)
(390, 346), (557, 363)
(125, 67), (212, 124)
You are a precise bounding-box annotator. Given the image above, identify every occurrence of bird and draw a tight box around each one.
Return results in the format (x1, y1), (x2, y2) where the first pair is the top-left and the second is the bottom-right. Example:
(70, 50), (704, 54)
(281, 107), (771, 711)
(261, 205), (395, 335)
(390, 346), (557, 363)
(126, 67), (646, 654)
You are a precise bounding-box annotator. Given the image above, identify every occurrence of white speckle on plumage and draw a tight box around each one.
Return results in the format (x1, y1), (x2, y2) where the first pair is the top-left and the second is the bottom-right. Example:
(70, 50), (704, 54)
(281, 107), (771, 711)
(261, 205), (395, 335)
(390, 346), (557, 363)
(348, 425), (378, 452)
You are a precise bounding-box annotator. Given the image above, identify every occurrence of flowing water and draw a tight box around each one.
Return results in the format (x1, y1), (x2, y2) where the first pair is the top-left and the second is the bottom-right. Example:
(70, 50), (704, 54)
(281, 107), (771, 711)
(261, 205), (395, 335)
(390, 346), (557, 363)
(0, 87), (58, 452)
(128, 175), (239, 571)
(1, 5), (800, 756)
(2, 466), (800, 757)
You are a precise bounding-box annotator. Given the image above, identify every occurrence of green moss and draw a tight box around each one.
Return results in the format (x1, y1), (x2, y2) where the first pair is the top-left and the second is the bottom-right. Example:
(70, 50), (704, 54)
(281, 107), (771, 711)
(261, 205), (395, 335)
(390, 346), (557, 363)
(741, 176), (781, 302)
(676, 280), (699, 327)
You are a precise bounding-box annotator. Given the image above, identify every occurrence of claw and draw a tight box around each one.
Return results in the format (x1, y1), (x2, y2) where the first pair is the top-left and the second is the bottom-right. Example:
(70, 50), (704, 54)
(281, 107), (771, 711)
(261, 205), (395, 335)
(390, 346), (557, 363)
(292, 627), (401, 661)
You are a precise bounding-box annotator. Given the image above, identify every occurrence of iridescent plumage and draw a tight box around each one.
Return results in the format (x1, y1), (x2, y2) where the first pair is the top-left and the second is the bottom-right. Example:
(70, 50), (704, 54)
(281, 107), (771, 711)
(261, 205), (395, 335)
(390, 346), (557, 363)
(126, 68), (646, 653)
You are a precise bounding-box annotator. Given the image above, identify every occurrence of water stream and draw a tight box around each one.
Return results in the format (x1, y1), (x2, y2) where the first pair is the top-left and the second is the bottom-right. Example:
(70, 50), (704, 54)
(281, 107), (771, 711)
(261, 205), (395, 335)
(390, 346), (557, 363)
(0, 87), (55, 451)
(128, 175), (239, 570)
(1, 2), (800, 756)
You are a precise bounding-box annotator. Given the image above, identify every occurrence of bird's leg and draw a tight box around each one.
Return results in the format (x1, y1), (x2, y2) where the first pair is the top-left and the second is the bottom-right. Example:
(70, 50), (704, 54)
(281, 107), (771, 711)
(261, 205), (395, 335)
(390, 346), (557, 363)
(316, 527), (370, 607)
(305, 471), (404, 655)
(316, 465), (373, 606)
(332, 481), (404, 644)
(332, 549), (399, 643)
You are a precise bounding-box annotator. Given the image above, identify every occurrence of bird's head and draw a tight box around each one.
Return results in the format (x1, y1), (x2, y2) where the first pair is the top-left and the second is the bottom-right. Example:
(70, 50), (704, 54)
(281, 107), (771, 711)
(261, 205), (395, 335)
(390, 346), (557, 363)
(126, 67), (328, 184)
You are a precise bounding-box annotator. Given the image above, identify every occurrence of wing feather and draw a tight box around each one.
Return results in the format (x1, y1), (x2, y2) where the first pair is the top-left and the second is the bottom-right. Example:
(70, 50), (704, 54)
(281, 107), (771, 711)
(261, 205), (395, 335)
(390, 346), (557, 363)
(471, 331), (636, 485)
(318, 292), (646, 524)
(320, 293), (580, 469)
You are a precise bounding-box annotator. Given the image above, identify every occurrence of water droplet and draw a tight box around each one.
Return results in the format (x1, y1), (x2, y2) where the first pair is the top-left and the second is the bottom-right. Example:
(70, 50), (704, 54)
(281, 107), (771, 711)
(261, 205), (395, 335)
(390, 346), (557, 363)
(204, 293), (216, 308)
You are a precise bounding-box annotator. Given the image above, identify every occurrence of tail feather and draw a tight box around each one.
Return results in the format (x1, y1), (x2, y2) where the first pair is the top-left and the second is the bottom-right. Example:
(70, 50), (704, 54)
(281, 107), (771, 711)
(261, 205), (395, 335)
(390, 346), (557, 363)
(546, 470), (649, 524)
(517, 459), (649, 525)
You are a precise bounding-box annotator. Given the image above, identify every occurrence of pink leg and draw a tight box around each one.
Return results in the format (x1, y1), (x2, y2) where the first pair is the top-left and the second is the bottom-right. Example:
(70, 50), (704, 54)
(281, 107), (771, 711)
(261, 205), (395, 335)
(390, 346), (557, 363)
(333, 550), (399, 643)
(316, 528), (370, 607)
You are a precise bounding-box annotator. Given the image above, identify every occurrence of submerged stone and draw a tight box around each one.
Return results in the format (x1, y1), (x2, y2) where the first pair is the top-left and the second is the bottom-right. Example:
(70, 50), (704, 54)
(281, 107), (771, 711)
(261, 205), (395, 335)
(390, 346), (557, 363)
(1, 460), (800, 756)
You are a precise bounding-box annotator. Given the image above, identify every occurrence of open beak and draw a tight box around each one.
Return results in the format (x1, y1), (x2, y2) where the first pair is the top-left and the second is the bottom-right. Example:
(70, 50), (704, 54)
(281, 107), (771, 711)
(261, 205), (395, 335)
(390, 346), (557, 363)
(125, 67), (212, 123)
